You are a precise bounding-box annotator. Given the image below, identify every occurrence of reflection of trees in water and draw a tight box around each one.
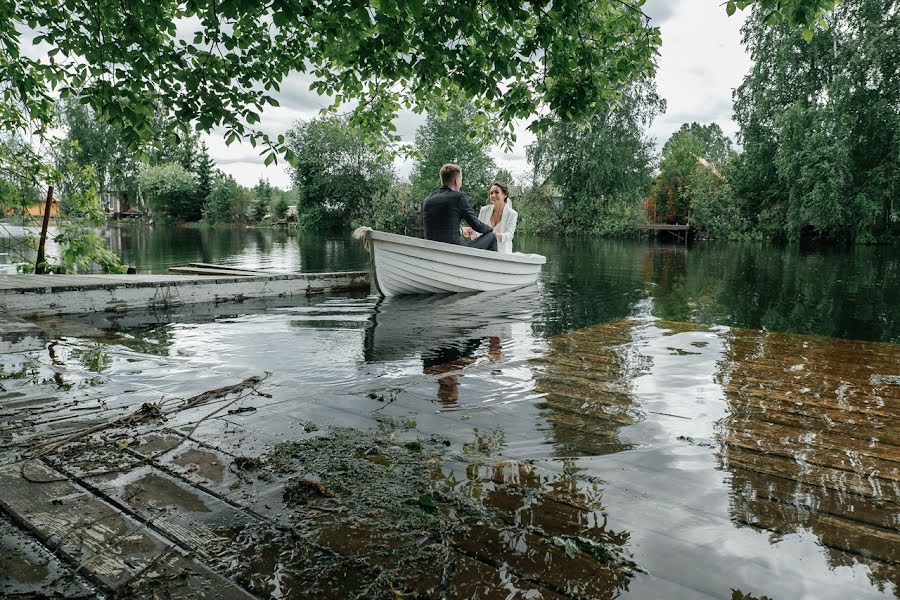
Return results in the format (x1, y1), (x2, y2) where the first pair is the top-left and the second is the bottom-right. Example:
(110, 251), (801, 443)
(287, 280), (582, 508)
(97, 324), (176, 357)
(531, 319), (649, 457)
(435, 454), (638, 599)
(716, 328), (900, 595)
(112, 224), (373, 273)
(296, 233), (370, 273)
(520, 236), (648, 337)
(640, 242), (900, 343)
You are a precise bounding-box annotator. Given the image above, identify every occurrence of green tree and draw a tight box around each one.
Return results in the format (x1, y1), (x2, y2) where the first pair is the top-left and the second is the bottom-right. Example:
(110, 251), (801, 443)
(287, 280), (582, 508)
(732, 0), (897, 241)
(354, 182), (417, 233)
(527, 83), (664, 235)
(252, 178), (274, 221)
(206, 174), (251, 223)
(3, 1), (831, 160)
(775, 103), (878, 241)
(57, 99), (210, 214)
(138, 163), (199, 222)
(194, 141), (215, 207)
(273, 195), (289, 220)
(513, 186), (559, 235)
(494, 168), (515, 186)
(0, 137), (124, 273)
(683, 163), (750, 239)
(410, 103), (497, 204)
(285, 116), (393, 229)
(57, 100), (118, 204)
(653, 123), (734, 224)
(662, 123), (734, 168)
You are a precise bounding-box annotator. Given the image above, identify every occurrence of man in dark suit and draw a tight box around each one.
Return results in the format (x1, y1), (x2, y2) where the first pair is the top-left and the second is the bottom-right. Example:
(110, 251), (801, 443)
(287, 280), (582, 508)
(422, 163), (497, 250)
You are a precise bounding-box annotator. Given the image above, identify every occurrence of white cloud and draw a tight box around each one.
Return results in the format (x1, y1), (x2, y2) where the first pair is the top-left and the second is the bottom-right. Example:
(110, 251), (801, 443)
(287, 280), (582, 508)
(645, 0), (751, 148)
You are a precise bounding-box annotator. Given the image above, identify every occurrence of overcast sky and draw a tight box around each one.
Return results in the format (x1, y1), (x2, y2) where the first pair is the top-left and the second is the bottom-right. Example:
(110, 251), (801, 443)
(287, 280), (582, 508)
(205, 0), (753, 190)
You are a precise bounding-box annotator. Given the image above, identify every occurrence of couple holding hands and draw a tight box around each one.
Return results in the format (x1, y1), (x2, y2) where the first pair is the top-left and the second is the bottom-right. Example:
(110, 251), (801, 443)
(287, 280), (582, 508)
(421, 163), (518, 254)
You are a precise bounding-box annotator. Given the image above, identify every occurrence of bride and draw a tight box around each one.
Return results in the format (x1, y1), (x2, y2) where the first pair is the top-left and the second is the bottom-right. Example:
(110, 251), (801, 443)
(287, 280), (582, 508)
(463, 181), (518, 253)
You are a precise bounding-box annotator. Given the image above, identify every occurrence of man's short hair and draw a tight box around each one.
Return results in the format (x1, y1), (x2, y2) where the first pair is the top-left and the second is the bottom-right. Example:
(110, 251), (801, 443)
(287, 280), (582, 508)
(440, 163), (462, 186)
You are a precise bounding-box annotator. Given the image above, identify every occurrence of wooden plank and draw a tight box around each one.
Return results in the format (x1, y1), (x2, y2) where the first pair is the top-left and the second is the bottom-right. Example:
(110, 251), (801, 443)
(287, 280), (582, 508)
(0, 514), (96, 597)
(168, 267), (257, 276)
(0, 271), (371, 316)
(89, 465), (258, 561)
(0, 462), (255, 598)
(188, 262), (280, 274)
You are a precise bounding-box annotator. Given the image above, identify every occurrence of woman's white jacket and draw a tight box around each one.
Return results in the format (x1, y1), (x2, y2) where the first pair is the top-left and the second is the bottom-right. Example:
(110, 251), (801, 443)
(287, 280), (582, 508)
(477, 200), (518, 254)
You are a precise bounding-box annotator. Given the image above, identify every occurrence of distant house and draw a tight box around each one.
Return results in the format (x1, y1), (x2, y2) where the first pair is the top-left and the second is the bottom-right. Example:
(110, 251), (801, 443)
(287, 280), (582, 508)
(643, 153), (725, 224)
(101, 190), (138, 215)
(692, 154), (724, 180)
(24, 199), (60, 218)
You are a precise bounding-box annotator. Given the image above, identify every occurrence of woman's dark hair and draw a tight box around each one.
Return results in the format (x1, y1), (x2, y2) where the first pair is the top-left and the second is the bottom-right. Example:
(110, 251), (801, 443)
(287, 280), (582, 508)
(490, 181), (509, 202)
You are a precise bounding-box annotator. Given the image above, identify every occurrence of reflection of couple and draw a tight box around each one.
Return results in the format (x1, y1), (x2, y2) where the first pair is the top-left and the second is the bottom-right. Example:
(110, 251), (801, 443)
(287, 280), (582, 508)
(422, 163), (519, 254)
(423, 336), (502, 407)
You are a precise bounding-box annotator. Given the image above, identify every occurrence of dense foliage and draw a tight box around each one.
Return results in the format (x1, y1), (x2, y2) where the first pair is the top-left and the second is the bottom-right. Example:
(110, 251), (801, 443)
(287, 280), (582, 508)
(286, 116), (394, 229)
(731, 0), (898, 242)
(410, 103), (497, 203)
(683, 166), (747, 240)
(650, 122), (734, 226)
(137, 163), (198, 222)
(526, 83), (663, 235)
(353, 184), (418, 234)
(56, 100), (127, 205)
(3, 1), (834, 162)
(0, 137), (125, 273)
(194, 142), (216, 209)
(205, 174), (253, 224)
(252, 179), (274, 222)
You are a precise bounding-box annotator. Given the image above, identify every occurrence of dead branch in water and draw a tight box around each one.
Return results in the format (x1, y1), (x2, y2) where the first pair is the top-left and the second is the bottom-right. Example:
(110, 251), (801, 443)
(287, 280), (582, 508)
(18, 374), (270, 483)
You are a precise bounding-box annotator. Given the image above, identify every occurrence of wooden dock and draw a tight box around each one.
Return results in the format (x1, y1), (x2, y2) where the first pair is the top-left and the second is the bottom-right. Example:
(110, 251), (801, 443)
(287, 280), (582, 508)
(637, 223), (691, 243)
(0, 270), (371, 317)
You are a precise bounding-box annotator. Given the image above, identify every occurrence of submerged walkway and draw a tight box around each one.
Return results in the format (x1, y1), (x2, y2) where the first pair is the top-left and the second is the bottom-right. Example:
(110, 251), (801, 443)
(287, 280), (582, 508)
(1, 304), (897, 598)
(0, 271), (370, 317)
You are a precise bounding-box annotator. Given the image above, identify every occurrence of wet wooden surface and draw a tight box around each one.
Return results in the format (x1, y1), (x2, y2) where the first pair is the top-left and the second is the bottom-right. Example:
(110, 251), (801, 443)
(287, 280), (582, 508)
(715, 325), (900, 589)
(0, 271), (371, 317)
(1, 312), (898, 598)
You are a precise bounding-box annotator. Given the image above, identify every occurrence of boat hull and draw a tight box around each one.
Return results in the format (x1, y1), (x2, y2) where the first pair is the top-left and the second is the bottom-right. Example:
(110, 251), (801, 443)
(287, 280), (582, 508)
(367, 231), (546, 296)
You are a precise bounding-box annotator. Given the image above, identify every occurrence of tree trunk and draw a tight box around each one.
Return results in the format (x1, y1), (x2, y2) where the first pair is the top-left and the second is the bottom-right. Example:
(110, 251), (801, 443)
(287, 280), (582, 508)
(34, 185), (54, 274)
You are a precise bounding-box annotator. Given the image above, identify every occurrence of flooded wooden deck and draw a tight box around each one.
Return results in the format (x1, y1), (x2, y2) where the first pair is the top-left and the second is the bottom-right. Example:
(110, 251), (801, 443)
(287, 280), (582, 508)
(0, 271), (370, 317)
(0, 303), (897, 599)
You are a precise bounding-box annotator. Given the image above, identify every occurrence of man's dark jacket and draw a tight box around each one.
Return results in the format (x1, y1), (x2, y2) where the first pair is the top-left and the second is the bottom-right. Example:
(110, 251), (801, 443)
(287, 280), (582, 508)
(422, 186), (492, 245)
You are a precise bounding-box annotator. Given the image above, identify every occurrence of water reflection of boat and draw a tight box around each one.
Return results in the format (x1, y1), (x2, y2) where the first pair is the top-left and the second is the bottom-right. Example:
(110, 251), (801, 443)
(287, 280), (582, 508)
(363, 285), (541, 364)
(359, 230), (546, 296)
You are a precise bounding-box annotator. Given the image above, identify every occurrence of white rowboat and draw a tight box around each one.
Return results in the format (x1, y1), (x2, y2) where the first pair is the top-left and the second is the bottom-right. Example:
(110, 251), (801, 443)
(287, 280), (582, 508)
(357, 229), (546, 297)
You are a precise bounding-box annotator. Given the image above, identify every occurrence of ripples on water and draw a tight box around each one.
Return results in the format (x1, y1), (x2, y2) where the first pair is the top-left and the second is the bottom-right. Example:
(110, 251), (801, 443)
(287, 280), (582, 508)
(1, 226), (898, 598)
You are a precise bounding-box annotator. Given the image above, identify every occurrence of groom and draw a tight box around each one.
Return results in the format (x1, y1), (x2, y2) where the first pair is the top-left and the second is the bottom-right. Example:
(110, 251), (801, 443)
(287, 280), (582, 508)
(422, 163), (497, 251)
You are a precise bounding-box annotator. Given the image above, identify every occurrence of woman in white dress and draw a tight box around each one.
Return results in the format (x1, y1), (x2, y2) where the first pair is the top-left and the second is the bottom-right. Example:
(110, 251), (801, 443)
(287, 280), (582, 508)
(463, 181), (518, 253)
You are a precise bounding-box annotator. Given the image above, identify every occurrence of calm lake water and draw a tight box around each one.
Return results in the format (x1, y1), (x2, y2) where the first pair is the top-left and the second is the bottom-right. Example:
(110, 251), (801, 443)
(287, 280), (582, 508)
(3, 222), (898, 342)
(2, 223), (898, 598)
(101, 223), (900, 343)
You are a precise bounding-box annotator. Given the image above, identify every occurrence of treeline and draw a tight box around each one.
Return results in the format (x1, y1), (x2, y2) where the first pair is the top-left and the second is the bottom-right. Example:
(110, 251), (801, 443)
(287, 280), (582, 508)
(522, 0), (897, 243)
(648, 0), (897, 243)
(53, 100), (295, 224)
(285, 103), (512, 233)
(18, 0), (895, 244)
(35, 99), (512, 232)
(731, 0), (897, 242)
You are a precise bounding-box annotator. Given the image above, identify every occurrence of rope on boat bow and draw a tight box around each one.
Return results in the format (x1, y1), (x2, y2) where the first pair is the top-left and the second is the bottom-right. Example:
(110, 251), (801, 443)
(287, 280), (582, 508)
(353, 226), (373, 252)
